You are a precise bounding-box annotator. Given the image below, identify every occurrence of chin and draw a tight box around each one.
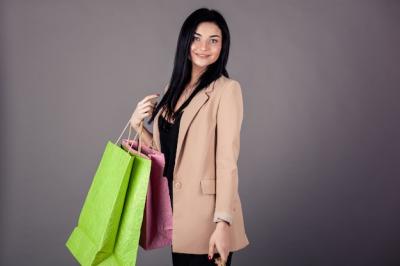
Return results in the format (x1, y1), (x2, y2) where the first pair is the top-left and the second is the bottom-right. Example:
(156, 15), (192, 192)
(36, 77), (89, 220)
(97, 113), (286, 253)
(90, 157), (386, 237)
(193, 62), (210, 68)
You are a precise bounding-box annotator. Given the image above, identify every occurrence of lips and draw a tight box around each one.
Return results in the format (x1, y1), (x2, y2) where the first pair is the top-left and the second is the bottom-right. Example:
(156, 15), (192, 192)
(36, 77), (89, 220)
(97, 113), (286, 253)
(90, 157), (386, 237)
(196, 53), (210, 58)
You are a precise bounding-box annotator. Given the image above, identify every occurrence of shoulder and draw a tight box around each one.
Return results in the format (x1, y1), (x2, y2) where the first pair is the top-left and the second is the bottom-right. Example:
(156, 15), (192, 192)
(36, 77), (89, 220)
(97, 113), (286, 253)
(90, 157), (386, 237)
(215, 75), (243, 99)
(217, 75), (242, 92)
(162, 76), (242, 95)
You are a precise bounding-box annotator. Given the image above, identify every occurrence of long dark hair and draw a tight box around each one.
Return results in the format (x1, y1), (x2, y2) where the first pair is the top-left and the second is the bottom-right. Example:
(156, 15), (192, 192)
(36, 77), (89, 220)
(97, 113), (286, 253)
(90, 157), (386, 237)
(148, 8), (231, 124)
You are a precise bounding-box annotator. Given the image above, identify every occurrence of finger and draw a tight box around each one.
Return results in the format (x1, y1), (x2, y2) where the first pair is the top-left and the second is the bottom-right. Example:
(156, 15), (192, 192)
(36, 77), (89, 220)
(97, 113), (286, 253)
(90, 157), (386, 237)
(145, 94), (160, 100)
(216, 257), (225, 266)
(208, 240), (215, 261)
(141, 101), (156, 109)
(149, 97), (159, 104)
(137, 106), (154, 116)
(220, 253), (228, 264)
(219, 247), (228, 263)
(140, 94), (159, 104)
(141, 111), (152, 119)
(142, 106), (154, 113)
(143, 99), (157, 106)
(214, 244), (227, 264)
(139, 98), (157, 108)
(138, 111), (151, 119)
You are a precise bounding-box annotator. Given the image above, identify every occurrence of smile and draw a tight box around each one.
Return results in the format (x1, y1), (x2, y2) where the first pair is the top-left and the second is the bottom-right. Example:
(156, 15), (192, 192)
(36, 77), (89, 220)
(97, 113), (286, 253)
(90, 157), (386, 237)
(196, 53), (210, 58)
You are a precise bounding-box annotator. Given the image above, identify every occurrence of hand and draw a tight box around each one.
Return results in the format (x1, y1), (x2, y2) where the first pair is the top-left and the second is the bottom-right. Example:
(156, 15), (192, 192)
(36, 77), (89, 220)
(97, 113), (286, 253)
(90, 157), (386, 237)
(214, 257), (227, 266)
(208, 221), (231, 265)
(130, 94), (159, 131)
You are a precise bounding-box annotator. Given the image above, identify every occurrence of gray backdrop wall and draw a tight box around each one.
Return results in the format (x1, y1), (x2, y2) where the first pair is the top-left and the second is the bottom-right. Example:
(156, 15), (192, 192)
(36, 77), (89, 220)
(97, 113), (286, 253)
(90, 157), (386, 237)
(1, 1), (399, 265)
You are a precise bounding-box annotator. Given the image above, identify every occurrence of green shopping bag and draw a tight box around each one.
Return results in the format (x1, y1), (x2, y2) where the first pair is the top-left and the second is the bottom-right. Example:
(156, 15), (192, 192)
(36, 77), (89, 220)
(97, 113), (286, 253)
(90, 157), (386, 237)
(66, 120), (152, 266)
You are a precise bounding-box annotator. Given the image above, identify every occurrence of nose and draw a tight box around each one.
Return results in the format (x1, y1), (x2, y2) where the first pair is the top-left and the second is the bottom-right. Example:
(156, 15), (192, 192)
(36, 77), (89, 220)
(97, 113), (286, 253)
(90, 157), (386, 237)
(199, 40), (209, 51)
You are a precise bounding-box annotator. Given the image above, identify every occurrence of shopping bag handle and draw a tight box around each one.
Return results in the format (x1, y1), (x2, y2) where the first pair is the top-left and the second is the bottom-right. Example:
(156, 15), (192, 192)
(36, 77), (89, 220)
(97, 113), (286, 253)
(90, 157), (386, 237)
(115, 119), (157, 156)
(129, 120), (157, 151)
(115, 119), (145, 156)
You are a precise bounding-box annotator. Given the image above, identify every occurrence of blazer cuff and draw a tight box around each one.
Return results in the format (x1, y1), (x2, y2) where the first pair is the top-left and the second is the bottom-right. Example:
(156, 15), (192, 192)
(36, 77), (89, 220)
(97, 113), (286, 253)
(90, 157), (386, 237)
(214, 218), (231, 226)
(213, 212), (233, 225)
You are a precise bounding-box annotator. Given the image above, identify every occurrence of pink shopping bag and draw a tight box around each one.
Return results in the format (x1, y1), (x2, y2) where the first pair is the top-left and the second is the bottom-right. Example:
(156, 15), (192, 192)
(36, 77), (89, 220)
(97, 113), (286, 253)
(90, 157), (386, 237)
(121, 122), (173, 250)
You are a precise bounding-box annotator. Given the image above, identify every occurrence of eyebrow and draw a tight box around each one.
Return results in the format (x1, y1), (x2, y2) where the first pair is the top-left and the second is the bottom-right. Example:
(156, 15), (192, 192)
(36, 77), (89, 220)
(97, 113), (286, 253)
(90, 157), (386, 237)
(194, 32), (221, 38)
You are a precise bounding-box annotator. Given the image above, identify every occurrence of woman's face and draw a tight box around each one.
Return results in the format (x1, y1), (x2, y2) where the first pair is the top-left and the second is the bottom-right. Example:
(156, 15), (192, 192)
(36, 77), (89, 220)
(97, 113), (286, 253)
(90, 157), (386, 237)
(189, 22), (222, 69)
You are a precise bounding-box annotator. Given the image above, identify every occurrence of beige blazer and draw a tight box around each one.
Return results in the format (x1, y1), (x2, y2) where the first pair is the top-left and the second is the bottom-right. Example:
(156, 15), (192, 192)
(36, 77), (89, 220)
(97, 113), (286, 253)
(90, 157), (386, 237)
(152, 75), (249, 254)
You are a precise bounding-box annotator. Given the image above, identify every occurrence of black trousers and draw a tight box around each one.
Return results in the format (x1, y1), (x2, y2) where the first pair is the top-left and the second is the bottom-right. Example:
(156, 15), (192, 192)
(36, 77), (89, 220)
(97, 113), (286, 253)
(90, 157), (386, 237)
(171, 248), (233, 266)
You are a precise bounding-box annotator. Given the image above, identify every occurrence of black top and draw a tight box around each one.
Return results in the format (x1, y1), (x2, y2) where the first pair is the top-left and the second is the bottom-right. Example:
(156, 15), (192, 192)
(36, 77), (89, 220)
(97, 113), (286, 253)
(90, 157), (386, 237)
(159, 90), (200, 209)
(158, 110), (184, 210)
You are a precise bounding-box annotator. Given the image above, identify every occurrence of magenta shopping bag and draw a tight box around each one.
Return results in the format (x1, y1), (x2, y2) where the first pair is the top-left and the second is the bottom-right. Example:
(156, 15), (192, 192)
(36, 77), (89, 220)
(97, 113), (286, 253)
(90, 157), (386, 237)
(122, 122), (173, 250)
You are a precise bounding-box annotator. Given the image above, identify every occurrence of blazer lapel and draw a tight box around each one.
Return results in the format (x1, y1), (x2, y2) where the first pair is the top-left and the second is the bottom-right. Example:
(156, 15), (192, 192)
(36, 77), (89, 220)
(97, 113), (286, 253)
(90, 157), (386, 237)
(152, 80), (217, 178)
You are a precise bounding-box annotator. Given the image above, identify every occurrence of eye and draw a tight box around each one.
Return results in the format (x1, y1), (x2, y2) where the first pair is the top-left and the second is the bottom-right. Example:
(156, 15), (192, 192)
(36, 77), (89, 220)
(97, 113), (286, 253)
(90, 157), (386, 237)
(193, 36), (200, 41)
(210, 39), (218, 44)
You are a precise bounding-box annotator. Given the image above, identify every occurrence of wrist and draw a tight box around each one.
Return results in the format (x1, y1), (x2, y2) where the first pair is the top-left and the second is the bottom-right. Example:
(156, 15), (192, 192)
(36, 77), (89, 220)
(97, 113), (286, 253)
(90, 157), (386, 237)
(130, 121), (140, 132)
(216, 220), (230, 227)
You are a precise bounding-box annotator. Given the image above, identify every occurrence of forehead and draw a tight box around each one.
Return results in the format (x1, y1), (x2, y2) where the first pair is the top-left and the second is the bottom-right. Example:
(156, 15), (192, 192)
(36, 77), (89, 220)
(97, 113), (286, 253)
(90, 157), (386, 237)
(194, 22), (222, 37)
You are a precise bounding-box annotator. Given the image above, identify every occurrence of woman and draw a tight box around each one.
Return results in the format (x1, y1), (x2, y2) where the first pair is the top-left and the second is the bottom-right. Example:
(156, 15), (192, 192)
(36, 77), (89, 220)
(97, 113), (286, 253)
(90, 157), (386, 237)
(130, 8), (249, 266)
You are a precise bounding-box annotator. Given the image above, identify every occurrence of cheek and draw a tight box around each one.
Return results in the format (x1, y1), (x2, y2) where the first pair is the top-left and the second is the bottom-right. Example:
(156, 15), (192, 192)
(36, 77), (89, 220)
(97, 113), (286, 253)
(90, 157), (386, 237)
(212, 47), (222, 59)
(190, 44), (196, 54)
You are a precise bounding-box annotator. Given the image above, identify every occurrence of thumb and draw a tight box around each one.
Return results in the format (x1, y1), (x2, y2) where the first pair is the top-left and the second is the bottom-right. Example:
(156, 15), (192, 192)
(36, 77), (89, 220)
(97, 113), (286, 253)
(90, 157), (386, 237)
(208, 239), (215, 261)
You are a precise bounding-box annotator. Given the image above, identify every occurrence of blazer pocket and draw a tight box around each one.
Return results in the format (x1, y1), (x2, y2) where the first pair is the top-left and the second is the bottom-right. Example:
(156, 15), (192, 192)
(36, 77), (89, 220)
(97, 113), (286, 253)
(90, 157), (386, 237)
(200, 178), (216, 195)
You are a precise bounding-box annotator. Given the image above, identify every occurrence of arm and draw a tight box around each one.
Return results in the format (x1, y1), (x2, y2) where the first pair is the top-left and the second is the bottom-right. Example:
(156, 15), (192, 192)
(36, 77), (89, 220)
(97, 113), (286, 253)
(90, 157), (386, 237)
(131, 82), (170, 148)
(213, 80), (244, 226)
(131, 124), (154, 148)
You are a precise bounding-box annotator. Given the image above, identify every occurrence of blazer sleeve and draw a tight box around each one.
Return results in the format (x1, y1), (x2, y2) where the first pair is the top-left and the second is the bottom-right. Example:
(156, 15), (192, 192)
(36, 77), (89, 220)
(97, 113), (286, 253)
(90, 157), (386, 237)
(213, 80), (244, 225)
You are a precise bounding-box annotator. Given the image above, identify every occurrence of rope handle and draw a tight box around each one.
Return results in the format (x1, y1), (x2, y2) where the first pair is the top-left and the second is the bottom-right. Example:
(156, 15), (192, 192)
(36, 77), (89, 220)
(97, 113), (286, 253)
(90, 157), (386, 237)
(115, 119), (157, 156)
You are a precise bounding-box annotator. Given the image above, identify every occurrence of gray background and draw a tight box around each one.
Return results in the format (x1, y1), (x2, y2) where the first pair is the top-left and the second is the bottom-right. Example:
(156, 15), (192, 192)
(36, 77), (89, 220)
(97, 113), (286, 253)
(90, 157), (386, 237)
(1, 0), (399, 265)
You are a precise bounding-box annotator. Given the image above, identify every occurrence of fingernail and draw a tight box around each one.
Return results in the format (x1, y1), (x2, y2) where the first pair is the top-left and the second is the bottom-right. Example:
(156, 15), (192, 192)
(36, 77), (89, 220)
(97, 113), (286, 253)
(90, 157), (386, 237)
(208, 255), (211, 260)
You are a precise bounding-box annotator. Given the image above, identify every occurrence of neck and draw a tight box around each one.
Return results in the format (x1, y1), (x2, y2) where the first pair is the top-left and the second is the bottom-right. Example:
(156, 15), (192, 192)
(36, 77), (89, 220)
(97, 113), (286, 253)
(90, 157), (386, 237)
(190, 64), (207, 86)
